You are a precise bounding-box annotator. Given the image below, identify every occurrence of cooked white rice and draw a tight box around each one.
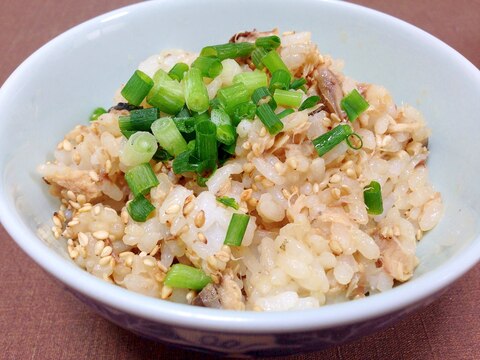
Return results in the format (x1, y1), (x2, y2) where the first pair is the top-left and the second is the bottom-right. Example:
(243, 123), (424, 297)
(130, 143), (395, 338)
(38, 30), (443, 311)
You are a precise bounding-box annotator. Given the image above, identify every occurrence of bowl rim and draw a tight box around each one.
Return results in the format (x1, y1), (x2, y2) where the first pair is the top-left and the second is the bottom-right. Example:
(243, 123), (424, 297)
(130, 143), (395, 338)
(0, 0), (479, 334)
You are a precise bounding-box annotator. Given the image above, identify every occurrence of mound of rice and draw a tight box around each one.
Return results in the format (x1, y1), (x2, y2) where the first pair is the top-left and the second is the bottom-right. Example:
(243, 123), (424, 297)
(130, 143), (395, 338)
(38, 30), (443, 311)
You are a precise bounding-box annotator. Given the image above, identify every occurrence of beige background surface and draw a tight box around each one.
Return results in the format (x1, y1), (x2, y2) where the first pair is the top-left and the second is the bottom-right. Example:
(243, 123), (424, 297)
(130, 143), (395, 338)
(0, 0), (479, 359)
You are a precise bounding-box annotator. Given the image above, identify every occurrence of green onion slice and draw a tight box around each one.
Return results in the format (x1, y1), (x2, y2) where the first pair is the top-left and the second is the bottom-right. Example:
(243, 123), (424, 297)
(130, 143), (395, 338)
(363, 181), (384, 215)
(256, 103), (284, 135)
(216, 196), (239, 210)
(195, 120), (218, 173)
(152, 147), (173, 162)
(277, 108), (295, 119)
(200, 42), (255, 60)
(251, 47), (267, 70)
(290, 78), (307, 90)
(119, 108), (159, 134)
(231, 101), (257, 126)
(312, 124), (353, 157)
(217, 82), (250, 115)
(299, 95), (320, 111)
(146, 73), (185, 115)
(125, 162), (160, 197)
(273, 89), (303, 108)
(255, 35), (281, 51)
(90, 107), (107, 121)
(168, 62), (189, 81)
(252, 86), (272, 105)
(233, 70), (268, 96)
(345, 132), (364, 150)
(211, 108), (236, 145)
(191, 56), (223, 78)
(121, 70), (154, 106)
(127, 194), (156, 222)
(184, 67), (210, 113)
(261, 50), (289, 74)
(269, 69), (291, 92)
(164, 264), (212, 290)
(151, 117), (188, 156)
(224, 213), (250, 246)
(121, 131), (158, 166)
(341, 89), (370, 122)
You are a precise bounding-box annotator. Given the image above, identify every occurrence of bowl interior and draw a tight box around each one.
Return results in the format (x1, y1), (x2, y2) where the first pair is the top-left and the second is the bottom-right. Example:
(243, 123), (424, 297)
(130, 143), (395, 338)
(0, 0), (479, 327)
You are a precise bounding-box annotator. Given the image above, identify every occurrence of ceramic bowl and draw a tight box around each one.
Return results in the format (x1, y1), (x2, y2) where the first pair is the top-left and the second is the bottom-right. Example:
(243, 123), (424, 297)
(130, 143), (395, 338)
(0, 0), (479, 356)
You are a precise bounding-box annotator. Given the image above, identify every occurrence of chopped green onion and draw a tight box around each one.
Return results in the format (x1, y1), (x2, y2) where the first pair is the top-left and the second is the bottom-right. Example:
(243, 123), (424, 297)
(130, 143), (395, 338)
(363, 181), (383, 215)
(273, 89), (303, 108)
(346, 132), (364, 150)
(290, 78), (307, 90)
(195, 120), (217, 173)
(168, 62), (189, 81)
(152, 147), (173, 162)
(256, 103), (284, 135)
(172, 149), (197, 174)
(224, 213), (250, 246)
(164, 264), (212, 290)
(299, 95), (320, 111)
(174, 117), (196, 134)
(120, 131), (158, 166)
(118, 108), (159, 134)
(261, 50), (289, 74)
(251, 47), (267, 70)
(151, 117), (187, 156)
(233, 70), (268, 96)
(269, 69), (291, 92)
(312, 124), (353, 157)
(90, 107), (107, 121)
(200, 42), (255, 60)
(184, 68), (210, 113)
(191, 56), (223, 78)
(221, 142), (236, 156)
(255, 35), (281, 51)
(146, 75), (185, 115)
(216, 82), (250, 115)
(216, 196), (239, 210)
(120, 130), (136, 139)
(252, 86), (272, 104)
(176, 106), (191, 119)
(211, 108), (236, 145)
(341, 89), (370, 122)
(231, 101), (257, 126)
(121, 70), (154, 106)
(125, 162), (159, 197)
(277, 108), (295, 119)
(127, 194), (155, 222)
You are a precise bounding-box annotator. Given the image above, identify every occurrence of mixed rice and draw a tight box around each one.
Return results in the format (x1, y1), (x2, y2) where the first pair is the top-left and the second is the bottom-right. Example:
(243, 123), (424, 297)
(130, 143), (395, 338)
(38, 30), (443, 311)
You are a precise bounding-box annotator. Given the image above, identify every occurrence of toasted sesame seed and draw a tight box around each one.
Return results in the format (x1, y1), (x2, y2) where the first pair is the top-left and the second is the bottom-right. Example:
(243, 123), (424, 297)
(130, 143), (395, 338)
(313, 183), (320, 193)
(393, 226), (401, 237)
(340, 184), (351, 195)
(214, 250), (230, 263)
(75, 134), (83, 143)
(330, 174), (342, 183)
(67, 238), (74, 246)
(67, 219), (79, 227)
(331, 188), (341, 200)
(240, 189), (253, 201)
(243, 162), (254, 173)
(93, 205), (101, 216)
(99, 255), (113, 266)
(105, 159), (112, 173)
(186, 290), (197, 303)
(62, 139), (73, 151)
(68, 246), (79, 259)
(242, 141), (251, 150)
(321, 117), (332, 127)
(329, 239), (343, 255)
(330, 113), (341, 123)
(259, 127), (267, 137)
(52, 215), (62, 228)
(67, 190), (76, 201)
(119, 251), (134, 258)
(346, 168), (356, 178)
(121, 209), (129, 224)
(155, 273), (166, 282)
(78, 203), (92, 213)
(197, 232), (207, 243)
(274, 162), (284, 174)
(100, 245), (113, 257)
(206, 255), (218, 268)
(261, 178), (274, 188)
(78, 232), (89, 247)
(157, 261), (168, 273)
(251, 183), (258, 191)
(161, 285), (173, 299)
(142, 258), (156, 267)
(69, 200), (81, 209)
(178, 224), (189, 235)
(194, 211), (205, 228)
(247, 197), (258, 207)
(183, 201), (194, 216)
(416, 229), (423, 240)
(94, 240), (105, 255)
(89, 170), (99, 182)
(165, 204), (180, 214)
(93, 230), (109, 240)
(153, 162), (163, 173)
(57, 142), (64, 150)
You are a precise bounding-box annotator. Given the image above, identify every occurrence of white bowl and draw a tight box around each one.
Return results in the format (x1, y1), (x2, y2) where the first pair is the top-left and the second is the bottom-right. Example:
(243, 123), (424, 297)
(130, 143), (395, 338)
(0, 0), (479, 356)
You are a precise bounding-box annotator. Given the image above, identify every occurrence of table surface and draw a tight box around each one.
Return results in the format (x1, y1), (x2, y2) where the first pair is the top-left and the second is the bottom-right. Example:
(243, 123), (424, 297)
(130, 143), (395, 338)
(1, 0), (479, 359)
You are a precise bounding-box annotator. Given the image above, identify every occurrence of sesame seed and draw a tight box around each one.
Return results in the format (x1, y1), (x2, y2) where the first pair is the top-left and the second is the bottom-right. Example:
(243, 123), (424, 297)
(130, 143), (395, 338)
(68, 246), (79, 259)
(143, 258), (156, 267)
(121, 209), (129, 224)
(194, 211), (205, 228)
(186, 290), (197, 303)
(94, 240), (105, 255)
(62, 139), (73, 151)
(330, 174), (342, 183)
(157, 261), (168, 273)
(243, 162), (254, 173)
(251, 183), (258, 191)
(346, 168), (356, 178)
(93, 230), (109, 240)
(274, 162), (284, 174)
(240, 189), (252, 201)
(93, 205), (101, 216)
(52, 215), (62, 228)
(155, 273), (166, 282)
(165, 204), (180, 214)
(214, 250), (230, 263)
(286, 158), (297, 169)
(67, 238), (74, 246)
(197, 232), (207, 243)
(206, 255), (217, 268)
(247, 198), (258, 207)
(69, 200), (81, 209)
(340, 184), (351, 195)
(105, 159), (112, 173)
(183, 201), (194, 216)
(161, 285), (173, 299)
(242, 141), (251, 150)
(100, 245), (113, 257)
(261, 178), (274, 188)
(177, 224), (189, 235)
(259, 127), (267, 137)
(313, 183), (320, 193)
(78, 232), (89, 247)
(119, 251), (134, 258)
(66, 190), (76, 201)
(330, 113), (341, 123)
(89, 170), (99, 182)
(331, 188), (341, 200)
(99, 255), (113, 266)
(75, 134), (83, 143)
(78, 204), (93, 213)
(67, 219), (79, 227)
(153, 162), (163, 173)
(416, 229), (423, 240)
(329, 240), (343, 255)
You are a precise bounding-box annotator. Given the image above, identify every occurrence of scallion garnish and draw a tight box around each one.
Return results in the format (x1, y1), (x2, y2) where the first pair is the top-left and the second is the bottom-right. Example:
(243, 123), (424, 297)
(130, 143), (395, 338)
(273, 89), (303, 108)
(363, 181), (383, 215)
(146, 71), (185, 115)
(151, 117), (188, 156)
(90, 107), (107, 121)
(224, 213), (250, 246)
(152, 147), (173, 162)
(277, 108), (295, 119)
(120, 131), (158, 166)
(168, 62), (189, 81)
(345, 132), (364, 150)
(118, 108), (159, 135)
(231, 101), (257, 126)
(121, 70), (154, 106)
(125, 162), (160, 197)
(164, 264), (212, 290)
(191, 56), (223, 78)
(217, 82), (250, 115)
(195, 120), (218, 173)
(290, 78), (307, 90)
(341, 89), (370, 122)
(252, 86), (272, 105)
(269, 69), (291, 92)
(255, 35), (281, 51)
(216, 196), (239, 210)
(261, 50), (289, 74)
(210, 108), (236, 145)
(298, 95), (320, 111)
(127, 194), (155, 222)
(312, 124), (353, 157)
(233, 70), (268, 96)
(200, 42), (255, 60)
(184, 68), (210, 113)
(256, 103), (284, 135)
(251, 47), (267, 70)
